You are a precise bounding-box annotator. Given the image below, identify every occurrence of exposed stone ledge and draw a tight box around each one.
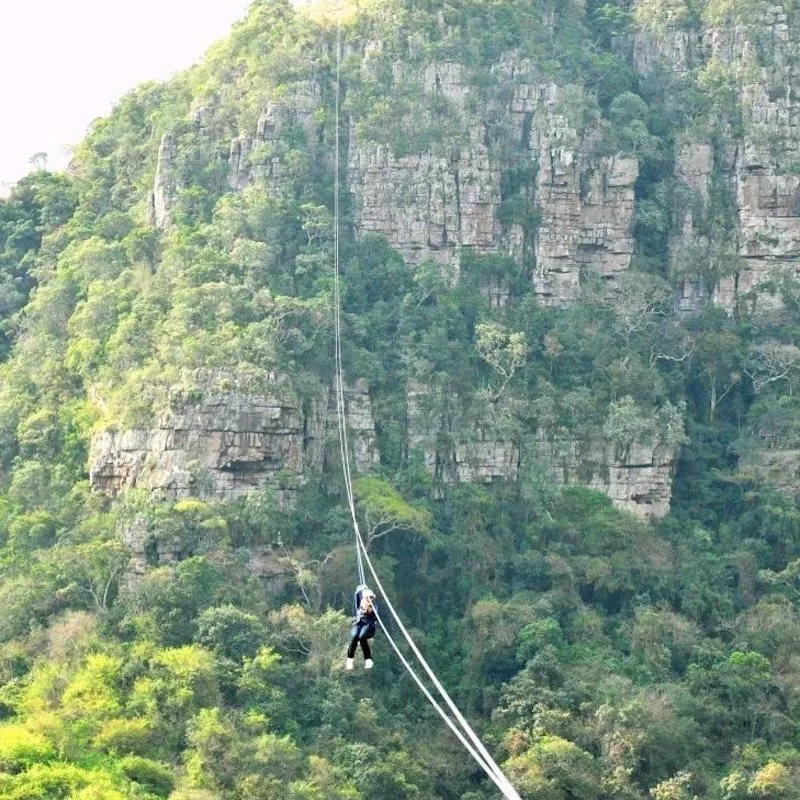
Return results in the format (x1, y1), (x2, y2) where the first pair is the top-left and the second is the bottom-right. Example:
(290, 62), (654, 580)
(407, 383), (674, 517)
(89, 373), (379, 502)
(738, 447), (800, 493)
(533, 153), (638, 306)
(90, 381), (306, 502)
(348, 127), (501, 270)
(536, 437), (675, 519)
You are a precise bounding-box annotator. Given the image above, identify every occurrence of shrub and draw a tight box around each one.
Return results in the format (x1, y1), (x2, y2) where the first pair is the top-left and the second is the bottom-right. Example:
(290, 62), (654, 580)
(0, 725), (55, 771)
(120, 755), (175, 797)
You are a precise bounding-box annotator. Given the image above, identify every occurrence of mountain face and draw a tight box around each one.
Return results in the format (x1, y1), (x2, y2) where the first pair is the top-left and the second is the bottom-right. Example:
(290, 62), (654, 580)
(0, 0), (799, 798)
(81, 0), (800, 520)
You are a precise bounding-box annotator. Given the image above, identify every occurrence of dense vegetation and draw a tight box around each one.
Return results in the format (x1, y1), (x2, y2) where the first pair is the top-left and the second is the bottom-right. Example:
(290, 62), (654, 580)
(0, 0), (799, 798)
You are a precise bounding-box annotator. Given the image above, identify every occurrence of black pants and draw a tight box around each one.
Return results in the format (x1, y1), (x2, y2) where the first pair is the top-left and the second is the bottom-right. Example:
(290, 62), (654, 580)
(347, 623), (375, 659)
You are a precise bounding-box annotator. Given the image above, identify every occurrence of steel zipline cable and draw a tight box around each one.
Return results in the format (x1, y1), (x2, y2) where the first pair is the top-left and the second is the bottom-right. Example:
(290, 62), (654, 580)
(329, 9), (522, 800)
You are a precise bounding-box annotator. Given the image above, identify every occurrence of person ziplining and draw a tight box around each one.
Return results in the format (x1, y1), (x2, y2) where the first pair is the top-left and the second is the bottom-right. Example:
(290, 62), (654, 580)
(345, 584), (378, 670)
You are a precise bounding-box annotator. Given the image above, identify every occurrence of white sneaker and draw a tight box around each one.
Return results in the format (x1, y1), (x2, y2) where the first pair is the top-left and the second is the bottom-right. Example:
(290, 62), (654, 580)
(345, 658), (354, 670)
(364, 658), (374, 669)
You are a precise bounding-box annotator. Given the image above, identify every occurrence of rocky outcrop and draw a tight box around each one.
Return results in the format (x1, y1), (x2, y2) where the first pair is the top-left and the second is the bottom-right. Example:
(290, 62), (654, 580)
(507, 72), (639, 305)
(348, 126), (501, 270)
(729, 76), (800, 309)
(216, 8), (798, 312)
(228, 82), (322, 191)
(738, 446), (800, 493)
(89, 373), (379, 502)
(406, 382), (520, 482)
(455, 438), (520, 483)
(406, 383), (672, 516)
(228, 134), (256, 192)
(216, 41), (642, 306)
(149, 134), (178, 229)
(348, 59), (639, 302)
(632, 14), (694, 77)
(327, 379), (380, 473)
(537, 437), (675, 518)
(121, 510), (296, 592)
(533, 151), (638, 305)
(671, 139), (716, 311)
(639, 4), (800, 311)
(90, 379), (307, 501)
(714, 7), (800, 309)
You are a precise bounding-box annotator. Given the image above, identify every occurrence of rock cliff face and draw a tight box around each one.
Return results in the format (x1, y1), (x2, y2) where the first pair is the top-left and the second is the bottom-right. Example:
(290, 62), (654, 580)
(208, 6), (798, 313)
(121, 510), (296, 590)
(406, 383), (521, 483)
(228, 82), (322, 192)
(671, 139), (716, 311)
(90, 379), (308, 501)
(152, 6), (800, 314)
(347, 62), (500, 272)
(127, 46), (675, 515)
(93, 371), (672, 518)
(533, 150), (638, 305)
(519, 79), (639, 305)
(89, 374), (378, 502)
(347, 59), (639, 303)
(347, 129), (502, 271)
(715, 7), (800, 310)
(536, 437), (675, 519)
(406, 384), (673, 518)
(328, 379), (380, 473)
(738, 445), (800, 493)
(641, 3), (800, 311)
(150, 135), (178, 229)
(129, 16), (800, 516)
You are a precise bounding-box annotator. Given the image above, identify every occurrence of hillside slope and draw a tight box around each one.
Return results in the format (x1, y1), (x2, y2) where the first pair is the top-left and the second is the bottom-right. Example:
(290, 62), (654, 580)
(0, 0), (799, 797)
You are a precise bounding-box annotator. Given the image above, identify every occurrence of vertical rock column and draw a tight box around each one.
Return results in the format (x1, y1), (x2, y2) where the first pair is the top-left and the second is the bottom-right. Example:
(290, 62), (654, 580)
(149, 134), (178, 229)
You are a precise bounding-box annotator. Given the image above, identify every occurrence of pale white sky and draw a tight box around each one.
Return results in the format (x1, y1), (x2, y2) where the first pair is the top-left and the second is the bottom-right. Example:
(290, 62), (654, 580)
(0, 0), (252, 192)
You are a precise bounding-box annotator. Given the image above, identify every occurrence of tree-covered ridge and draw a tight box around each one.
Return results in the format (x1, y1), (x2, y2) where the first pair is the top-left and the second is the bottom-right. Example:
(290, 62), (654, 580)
(0, 0), (798, 797)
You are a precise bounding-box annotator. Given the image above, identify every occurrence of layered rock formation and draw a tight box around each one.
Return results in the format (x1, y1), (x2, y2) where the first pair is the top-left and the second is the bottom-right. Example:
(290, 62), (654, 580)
(406, 382), (520, 483)
(348, 56), (639, 302)
(533, 151), (638, 304)
(121, 509), (297, 591)
(327, 378), (380, 473)
(89, 374), (378, 502)
(347, 128), (501, 271)
(157, 5), (800, 313)
(511, 73), (639, 304)
(642, 3), (800, 311)
(738, 445), (800, 493)
(90, 379), (308, 501)
(536, 437), (675, 519)
(228, 82), (322, 192)
(131, 12), (800, 516)
(406, 384), (673, 518)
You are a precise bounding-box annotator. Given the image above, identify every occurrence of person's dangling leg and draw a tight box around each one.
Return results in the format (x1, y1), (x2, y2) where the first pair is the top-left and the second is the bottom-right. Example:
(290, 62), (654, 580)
(360, 624), (375, 668)
(345, 624), (359, 669)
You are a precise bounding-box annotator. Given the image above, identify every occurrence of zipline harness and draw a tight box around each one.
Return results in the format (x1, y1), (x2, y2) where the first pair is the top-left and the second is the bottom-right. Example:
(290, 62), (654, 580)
(330, 14), (523, 800)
